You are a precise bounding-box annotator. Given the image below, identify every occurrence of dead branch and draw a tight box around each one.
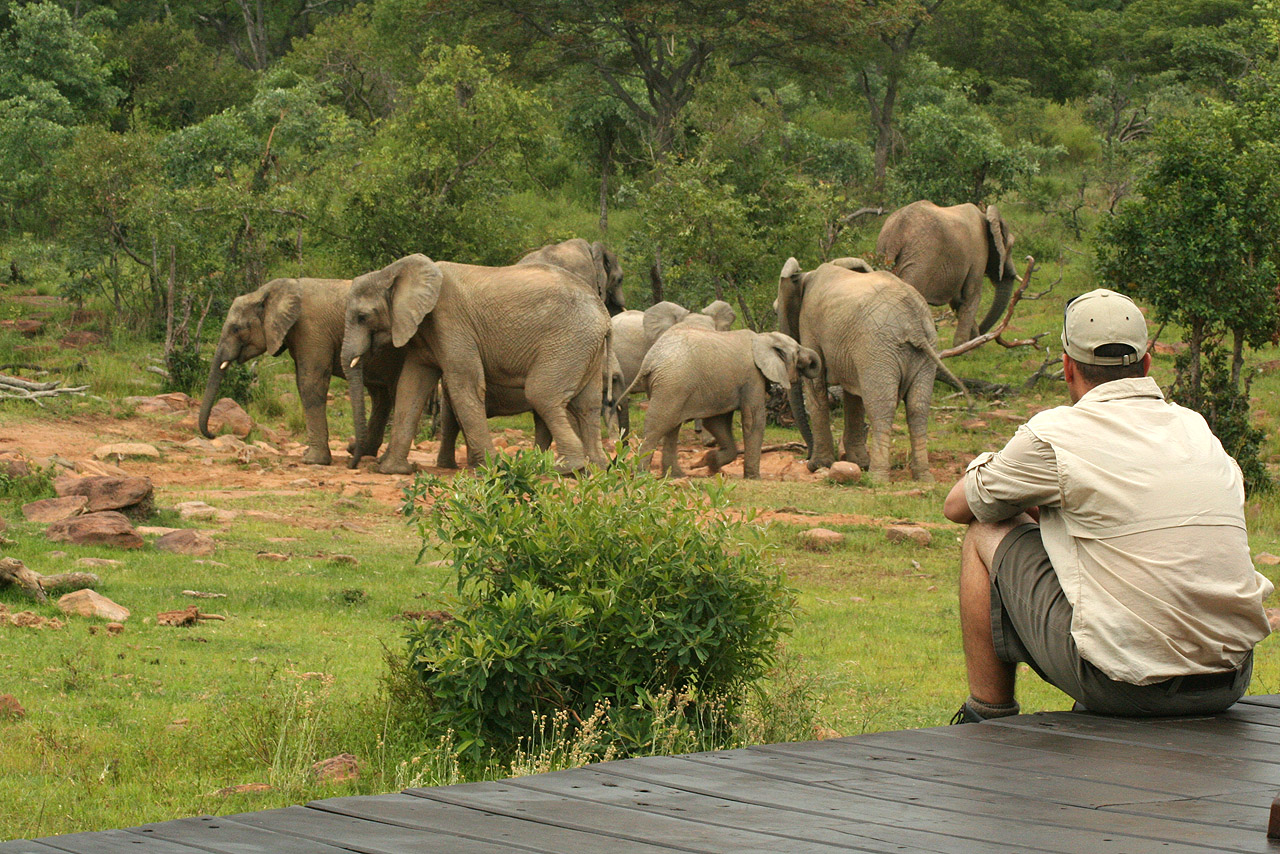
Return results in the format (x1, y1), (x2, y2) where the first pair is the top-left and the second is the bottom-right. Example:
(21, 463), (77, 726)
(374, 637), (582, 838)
(762, 442), (807, 454)
(939, 256), (1039, 359)
(1022, 353), (1065, 391)
(0, 558), (99, 603)
(0, 374), (58, 391)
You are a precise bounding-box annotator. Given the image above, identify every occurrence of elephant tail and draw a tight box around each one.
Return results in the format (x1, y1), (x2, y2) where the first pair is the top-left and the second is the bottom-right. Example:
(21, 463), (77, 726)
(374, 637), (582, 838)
(920, 341), (971, 407)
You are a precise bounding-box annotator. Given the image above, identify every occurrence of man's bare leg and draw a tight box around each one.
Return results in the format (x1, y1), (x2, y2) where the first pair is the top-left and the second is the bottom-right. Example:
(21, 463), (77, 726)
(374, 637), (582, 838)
(960, 514), (1035, 707)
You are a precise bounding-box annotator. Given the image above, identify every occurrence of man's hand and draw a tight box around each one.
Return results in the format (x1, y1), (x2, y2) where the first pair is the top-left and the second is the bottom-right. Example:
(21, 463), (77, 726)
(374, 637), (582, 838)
(944, 476), (976, 524)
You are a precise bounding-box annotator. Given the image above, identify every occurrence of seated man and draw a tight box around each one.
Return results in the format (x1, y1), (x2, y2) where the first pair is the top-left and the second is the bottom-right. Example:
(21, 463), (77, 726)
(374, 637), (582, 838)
(943, 288), (1273, 722)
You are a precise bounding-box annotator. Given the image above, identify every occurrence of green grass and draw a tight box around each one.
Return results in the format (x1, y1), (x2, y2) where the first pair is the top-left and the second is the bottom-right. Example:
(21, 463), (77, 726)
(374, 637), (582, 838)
(2, 246), (1280, 839)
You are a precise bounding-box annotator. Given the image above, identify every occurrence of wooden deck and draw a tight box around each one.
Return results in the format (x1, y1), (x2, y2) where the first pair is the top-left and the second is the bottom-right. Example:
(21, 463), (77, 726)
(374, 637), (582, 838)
(7, 695), (1280, 853)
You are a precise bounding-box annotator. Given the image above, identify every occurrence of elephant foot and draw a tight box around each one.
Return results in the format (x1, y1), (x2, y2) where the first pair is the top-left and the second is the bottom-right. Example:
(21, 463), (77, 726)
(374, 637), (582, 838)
(867, 469), (890, 484)
(806, 457), (834, 473)
(435, 453), (459, 469)
(378, 458), (417, 475)
(554, 458), (587, 476)
(302, 447), (333, 466)
(913, 469), (936, 483)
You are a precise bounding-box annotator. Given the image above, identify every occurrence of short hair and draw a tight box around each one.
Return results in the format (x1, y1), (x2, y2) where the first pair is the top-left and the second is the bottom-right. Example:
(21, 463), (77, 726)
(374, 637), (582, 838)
(1074, 344), (1146, 385)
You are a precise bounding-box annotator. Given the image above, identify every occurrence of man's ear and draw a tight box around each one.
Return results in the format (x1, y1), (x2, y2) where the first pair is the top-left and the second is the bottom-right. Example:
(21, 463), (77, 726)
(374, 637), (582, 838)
(1140, 352), (1152, 376)
(1062, 354), (1075, 384)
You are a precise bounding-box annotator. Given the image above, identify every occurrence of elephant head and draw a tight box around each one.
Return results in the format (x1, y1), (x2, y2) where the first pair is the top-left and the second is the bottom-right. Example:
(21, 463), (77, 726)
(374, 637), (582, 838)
(642, 300), (692, 347)
(341, 254), (443, 467)
(776, 257), (814, 452)
(700, 300), (736, 331)
(199, 278), (302, 438)
(753, 331), (821, 390)
(980, 205), (1018, 333)
(590, 241), (626, 316)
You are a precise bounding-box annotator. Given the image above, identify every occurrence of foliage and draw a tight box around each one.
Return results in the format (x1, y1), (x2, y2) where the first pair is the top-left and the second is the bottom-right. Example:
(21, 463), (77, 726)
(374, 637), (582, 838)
(397, 450), (795, 758)
(0, 461), (54, 505)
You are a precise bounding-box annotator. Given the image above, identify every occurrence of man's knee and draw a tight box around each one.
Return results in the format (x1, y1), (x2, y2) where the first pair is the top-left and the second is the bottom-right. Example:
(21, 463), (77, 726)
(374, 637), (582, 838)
(963, 515), (1036, 571)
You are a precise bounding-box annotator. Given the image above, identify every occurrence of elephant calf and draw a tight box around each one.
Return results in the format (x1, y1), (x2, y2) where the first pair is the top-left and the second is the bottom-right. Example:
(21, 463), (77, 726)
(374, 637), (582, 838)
(628, 328), (819, 479)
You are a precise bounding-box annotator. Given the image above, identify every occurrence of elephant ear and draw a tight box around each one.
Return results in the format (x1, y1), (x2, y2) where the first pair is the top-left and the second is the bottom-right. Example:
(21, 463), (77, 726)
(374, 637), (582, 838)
(985, 205), (1013, 280)
(262, 278), (303, 357)
(830, 257), (874, 273)
(381, 254), (443, 348)
(753, 332), (794, 390)
(643, 301), (690, 346)
(593, 241), (625, 311)
(700, 300), (735, 331)
(777, 257), (806, 340)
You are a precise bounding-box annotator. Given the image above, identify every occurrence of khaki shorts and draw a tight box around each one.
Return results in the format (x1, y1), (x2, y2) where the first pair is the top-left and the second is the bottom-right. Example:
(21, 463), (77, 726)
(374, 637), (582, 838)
(990, 523), (1252, 716)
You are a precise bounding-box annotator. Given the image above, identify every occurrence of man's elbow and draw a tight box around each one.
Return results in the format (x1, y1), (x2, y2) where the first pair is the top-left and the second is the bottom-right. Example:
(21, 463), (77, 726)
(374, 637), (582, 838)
(943, 484), (976, 524)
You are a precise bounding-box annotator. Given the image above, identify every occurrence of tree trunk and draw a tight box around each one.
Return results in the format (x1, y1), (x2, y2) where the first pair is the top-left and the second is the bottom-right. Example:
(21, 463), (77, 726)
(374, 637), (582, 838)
(1188, 317), (1204, 405)
(598, 130), (613, 236)
(650, 246), (665, 304)
(1231, 327), (1244, 392)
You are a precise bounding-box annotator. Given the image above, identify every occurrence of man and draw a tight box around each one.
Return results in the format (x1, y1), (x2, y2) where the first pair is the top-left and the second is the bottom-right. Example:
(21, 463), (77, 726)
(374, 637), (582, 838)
(943, 288), (1273, 723)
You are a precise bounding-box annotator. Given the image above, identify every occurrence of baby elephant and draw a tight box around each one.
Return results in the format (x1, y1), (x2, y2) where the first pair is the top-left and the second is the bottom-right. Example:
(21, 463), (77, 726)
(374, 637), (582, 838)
(629, 328), (820, 478)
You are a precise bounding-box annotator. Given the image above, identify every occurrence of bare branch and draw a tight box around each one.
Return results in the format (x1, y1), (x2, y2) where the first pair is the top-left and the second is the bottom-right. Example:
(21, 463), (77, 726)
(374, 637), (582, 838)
(939, 256), (1038, 359)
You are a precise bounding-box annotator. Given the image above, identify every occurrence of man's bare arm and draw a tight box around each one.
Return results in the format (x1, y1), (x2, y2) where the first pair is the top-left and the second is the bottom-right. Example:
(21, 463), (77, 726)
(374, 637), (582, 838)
(944, 476), (975, 524)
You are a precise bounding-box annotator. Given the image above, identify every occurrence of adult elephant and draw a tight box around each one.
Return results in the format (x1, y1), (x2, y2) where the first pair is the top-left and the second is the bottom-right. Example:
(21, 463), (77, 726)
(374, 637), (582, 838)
(517, 238), (625, 316)
(341, 254), (609, 475)
(612, 299), (736, 434)
(876, 200), (1018, 346)
(629, 327), (819, 478)
(199, 277), (403, 465)
(776, 257), (968, 482)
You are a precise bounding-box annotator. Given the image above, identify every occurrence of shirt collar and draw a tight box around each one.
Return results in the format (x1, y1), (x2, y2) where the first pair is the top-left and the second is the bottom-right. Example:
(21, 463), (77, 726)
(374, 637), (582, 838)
(1076, 375), (1165, 405)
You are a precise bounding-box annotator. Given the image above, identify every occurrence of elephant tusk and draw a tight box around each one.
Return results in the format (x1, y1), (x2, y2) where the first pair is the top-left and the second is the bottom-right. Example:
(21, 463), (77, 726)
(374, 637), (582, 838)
(349, 356), (360, 369)
(220, 361), (230, 370)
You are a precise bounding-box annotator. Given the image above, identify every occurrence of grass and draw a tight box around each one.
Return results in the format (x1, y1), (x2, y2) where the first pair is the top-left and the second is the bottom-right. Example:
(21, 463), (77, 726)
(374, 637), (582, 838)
(1, 246), (1280, 839)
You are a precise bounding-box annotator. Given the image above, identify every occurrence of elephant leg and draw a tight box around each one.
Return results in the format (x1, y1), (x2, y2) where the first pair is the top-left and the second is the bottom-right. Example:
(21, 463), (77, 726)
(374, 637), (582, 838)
(533, 412), (552, 451)
(380, 361), (441, 475)
(440, 366), (493, 469)
(526, 369), (588, 474)
(841, 392), (870, 469)
(863, 393), (898, 483)
(804, 372), (837, 471)
(904, 370), (936, 482)
(661, 428), (684, 478)
(297, 367), (333, 466)
(363, 383), (393, 461)
(617, 395), (631, 439)
(435, 387), (461, 469)
(953, 276), (984, 346)
(700, 413), (739, 474)
(694, 418), (717, 447)
(569, 384), (608, 468)
(637, 396), (685, 477)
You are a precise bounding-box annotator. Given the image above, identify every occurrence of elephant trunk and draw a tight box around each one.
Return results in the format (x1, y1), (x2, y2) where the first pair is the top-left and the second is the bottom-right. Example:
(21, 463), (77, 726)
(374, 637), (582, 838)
(197, 354), (228, 439)
(346, 362), (367, 470)
(788, 383), (813, 459)
(977, 275), (1017, 335)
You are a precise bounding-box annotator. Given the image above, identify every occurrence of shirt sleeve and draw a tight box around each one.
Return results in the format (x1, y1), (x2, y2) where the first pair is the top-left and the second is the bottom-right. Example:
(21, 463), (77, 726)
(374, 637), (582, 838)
(963, 425), (1061, 523)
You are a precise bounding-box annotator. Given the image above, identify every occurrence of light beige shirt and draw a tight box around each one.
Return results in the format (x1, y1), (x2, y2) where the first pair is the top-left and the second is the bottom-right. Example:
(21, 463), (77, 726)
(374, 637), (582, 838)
(964, 377), (1273, 685)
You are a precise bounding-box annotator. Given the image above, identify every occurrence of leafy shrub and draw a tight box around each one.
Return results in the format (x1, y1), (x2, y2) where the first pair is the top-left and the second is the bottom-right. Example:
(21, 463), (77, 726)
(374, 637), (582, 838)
(0, 463), (54, 505)
(397, 450), (795, 758)
(164, 342), (255, 402)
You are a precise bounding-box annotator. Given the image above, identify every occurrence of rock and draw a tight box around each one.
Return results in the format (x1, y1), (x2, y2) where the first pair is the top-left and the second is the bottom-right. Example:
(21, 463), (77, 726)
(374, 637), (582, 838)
(340, 521), (372, 534)
(251, 442), (279, 455)
(46, 512), (144, 549)
(960, 419), (989, 430)
(76, 557), (123, 568)
(106, 622), (124, 635)
(206, 398), (253, 438)
(826, 462), (862, 484)
(1255, 553), (1280, 566)
(57, 589), (131, 621)
(55, 474), (154, 513)
(92, 443), (161, 461)
(886, 525), (932, 547)
(0, 694), (26, 720)
(0, 455), (31, 478)
(329, 554), (358, 566)
(182, 437), (217, 452)
(255, 552), (289, 562)
(311, 753), (359, 785)
(799, 528), (845, 550)
(288, 478), (315, 488)
(73, 459), (131, 477)
(175, 501), (238, 522)
(124, 392), (193, 413)
(22, 495), (88, 523)
(210, 435), (248, 453)
(4, 610), (64, 629)
(136, 526), (179, 536)
(155, 529), (216, 557)
(813, 726), (843, 740)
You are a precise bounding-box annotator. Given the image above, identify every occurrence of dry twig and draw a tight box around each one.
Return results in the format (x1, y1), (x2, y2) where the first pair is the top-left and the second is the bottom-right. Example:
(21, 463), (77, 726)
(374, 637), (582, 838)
(939, 256), (1041, 359)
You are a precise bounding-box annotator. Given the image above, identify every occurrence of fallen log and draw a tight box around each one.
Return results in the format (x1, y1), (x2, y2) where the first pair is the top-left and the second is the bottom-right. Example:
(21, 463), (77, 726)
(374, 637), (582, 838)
(0, 557), (99, 603)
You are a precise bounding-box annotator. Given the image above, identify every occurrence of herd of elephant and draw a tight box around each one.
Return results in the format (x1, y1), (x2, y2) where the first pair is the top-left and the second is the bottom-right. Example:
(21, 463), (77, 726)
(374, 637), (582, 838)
(197, 200), (1019, 482)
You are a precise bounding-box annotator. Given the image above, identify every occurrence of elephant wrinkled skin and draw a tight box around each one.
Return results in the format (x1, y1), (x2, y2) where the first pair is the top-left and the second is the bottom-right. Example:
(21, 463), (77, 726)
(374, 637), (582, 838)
(341, 254), (610, 475)
(199, 277), (403, 465)
(777, 257), (968, 482)
(517, 238), (625, 316)
(630, 327), (819, 478)
(876, 200), (1018, 346)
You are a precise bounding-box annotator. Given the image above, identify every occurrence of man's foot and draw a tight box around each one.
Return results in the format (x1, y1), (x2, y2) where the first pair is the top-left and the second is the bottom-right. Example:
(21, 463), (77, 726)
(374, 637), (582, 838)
(949, 696), (1020, 724)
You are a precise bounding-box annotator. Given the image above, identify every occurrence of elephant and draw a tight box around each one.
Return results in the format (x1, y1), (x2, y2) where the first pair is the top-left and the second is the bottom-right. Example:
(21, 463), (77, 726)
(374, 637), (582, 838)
(628, 327), (819, 479)
(776, 257), (968, 482)
(517, 238), (625, 316)
(611, 299), (736, 434)
(199, 277), (403, 465)
(875, 200), (1018, 346)
(341, 254), (610, 475)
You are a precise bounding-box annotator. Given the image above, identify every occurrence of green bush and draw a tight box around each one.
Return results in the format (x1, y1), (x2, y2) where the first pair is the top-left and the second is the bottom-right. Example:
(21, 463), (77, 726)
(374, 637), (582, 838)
(397, 450), (795, 758)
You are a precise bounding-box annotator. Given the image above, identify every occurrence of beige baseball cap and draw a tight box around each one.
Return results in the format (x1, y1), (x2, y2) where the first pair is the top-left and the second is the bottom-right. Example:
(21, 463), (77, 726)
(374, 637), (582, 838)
(1061, 289), (1149, 366)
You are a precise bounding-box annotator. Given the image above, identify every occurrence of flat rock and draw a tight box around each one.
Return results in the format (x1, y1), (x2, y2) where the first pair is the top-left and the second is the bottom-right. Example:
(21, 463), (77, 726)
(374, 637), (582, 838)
(329, 554), (358, 565)
(311, 753), (359, 785)
(961, 419), (989, 430)
(73, 459), (130, 477)
(22, 495), (88, 523)
(77, 557), (123, 568)
(46, 511), (144, 549)
(210, 435), (248, 452)
(798, 528), (845, 550)
(1255, 552), (1280, 566)
(124, 392), (193, 414)
(0, 455), (31, 478)
(1268, 608), (1280, 632)
(826, 462), (862, 484)
(55, 474), (153, 513)
(182, 437), (218, 452)
(93, 442), (161, 461)
(155, 529), (216, 556)
(57, 589), (131, 621)
(136, 525), (179, 536)
(255, 551), (289, 562)
(886, 525), (932, 547)
(175, 501), (238, 522)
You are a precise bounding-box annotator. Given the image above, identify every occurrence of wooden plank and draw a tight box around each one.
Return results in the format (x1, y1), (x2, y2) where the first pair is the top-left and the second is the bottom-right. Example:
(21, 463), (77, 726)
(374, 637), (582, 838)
(984, 710), (1280, 755)
(506, 766), (953, 854)
(20, 829), (208, 854)
(1237, 695), (1280, 710)
(662, 747), (1273, 853)
(408, 778), (911, 854)
(232, 805), (543, 854)
(1099, 794), (1272, 829)
(0, 843), (71, 854)
(1216, 704), (1280, 730)
(309, 793), (681, 853)
(124, 815), (358, 854)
